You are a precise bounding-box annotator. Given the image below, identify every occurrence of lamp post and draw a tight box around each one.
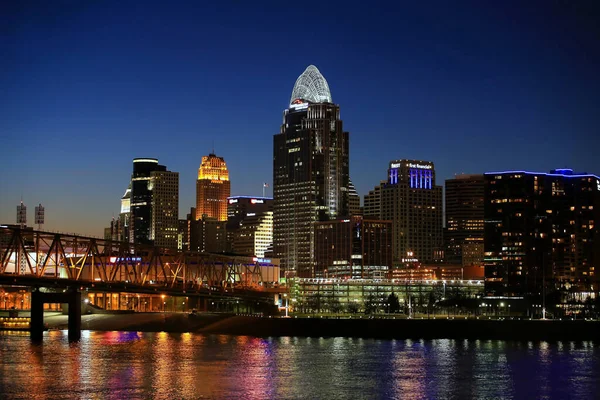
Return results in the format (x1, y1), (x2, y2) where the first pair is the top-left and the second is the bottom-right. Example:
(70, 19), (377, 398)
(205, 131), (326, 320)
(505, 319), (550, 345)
(161, 295), (166, 313)
(283, 293), (288, 317)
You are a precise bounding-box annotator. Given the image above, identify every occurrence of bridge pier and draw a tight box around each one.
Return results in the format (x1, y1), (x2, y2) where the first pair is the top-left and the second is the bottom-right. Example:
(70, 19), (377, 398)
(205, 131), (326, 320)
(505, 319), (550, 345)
(30, 288), (81, 342)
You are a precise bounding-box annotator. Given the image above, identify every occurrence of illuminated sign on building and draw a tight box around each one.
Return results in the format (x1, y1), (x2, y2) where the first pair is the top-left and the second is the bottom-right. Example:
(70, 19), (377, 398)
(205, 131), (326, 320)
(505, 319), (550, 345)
(253, 257), (272, 264)
(409, 167), (433, 189)
(250, 199), (264, 204)
(290, 101), (309, 110)
(109, 257), (142, 263)
(228, 199), (238, 204)
(597, 179), (600, 191)
(390, 163), (401, 168)
(408, 163), (432, 170)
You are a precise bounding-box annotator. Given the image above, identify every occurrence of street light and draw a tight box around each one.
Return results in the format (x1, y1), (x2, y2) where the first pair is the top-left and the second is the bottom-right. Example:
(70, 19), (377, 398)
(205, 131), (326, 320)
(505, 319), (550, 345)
(283, 293), (288, 317)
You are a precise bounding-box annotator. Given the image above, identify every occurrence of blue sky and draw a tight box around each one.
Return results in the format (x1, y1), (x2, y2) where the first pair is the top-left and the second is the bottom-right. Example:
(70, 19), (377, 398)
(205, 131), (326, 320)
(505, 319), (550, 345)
(1, 1), (599, 236)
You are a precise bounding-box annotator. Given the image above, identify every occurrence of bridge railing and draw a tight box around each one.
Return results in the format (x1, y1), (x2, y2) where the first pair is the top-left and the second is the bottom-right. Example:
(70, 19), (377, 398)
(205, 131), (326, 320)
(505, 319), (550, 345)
(0, 227), (281, 294)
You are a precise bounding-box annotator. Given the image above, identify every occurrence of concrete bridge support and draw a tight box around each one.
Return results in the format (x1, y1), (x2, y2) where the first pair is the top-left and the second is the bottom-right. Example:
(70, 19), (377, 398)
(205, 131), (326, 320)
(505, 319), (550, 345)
(31, 288), (81, 342)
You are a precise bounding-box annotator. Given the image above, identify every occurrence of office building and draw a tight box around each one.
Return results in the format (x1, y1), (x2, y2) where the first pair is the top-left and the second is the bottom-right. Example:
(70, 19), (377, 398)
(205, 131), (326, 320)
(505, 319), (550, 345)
(196, 153), (230, 221)
(273, 65), (350, 277)
(150, 170), (179, 248)
(348, 180), (361, 216)
(233, 211), (273, 258)
(129, 158), (179, 248)
(314, 216), (392, 278)
(484, 169), (600, 297)
(186, 207), (227, 253)
(364, 160), (443, 265)
(445, 174), (485, 266)
(226, 196), (273, 256)
(227, 196), (273, 227)
(364, 181), (386, 218)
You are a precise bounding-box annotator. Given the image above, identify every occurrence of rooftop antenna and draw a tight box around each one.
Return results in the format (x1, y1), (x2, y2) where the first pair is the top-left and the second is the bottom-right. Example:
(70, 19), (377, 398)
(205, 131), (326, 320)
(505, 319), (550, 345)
(212, 140), (215, 155)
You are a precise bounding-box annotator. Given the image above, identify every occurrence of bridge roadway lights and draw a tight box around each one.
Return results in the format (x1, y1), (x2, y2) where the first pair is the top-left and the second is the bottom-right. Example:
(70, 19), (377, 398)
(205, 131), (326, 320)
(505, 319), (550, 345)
(31, 288), (81, 342)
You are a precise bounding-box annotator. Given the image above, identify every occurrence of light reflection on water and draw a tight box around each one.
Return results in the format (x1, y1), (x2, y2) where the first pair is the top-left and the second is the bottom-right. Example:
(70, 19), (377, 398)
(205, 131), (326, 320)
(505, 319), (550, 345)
(0, 331), (599, 399)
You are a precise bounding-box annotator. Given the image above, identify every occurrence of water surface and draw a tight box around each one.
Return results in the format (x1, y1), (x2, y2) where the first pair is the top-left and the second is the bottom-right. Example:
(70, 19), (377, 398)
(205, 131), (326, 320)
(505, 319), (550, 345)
(0, 331), (598, 399)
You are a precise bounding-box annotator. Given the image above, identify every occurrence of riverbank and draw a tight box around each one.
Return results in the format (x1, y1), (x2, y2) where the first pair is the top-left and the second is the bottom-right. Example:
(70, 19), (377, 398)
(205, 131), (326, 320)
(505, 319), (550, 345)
(26, 312), (600, 341)
(201, 316), (600, 341)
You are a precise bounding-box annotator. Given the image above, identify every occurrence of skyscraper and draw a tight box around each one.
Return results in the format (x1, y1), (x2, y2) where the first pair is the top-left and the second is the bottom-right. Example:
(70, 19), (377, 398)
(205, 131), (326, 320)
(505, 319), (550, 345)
(365, 160), (443, 265)
(348, 179), (361, 216)
(151, 169), (179, 248)
(273, 65), (350, 278)
(484, 169), (599, 297)
(129, 158), (179, 248)
(445, 174), (485, 267)
(196, 153), (230, 221)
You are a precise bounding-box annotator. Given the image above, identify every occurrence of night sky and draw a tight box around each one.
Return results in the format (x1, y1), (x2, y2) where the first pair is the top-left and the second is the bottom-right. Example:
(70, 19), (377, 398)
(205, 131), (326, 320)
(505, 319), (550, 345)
(1, 1), (599, 236)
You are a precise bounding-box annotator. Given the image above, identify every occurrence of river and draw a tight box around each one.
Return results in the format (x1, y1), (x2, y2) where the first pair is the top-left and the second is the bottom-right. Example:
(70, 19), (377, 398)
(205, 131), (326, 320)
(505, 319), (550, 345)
(1, 331), (599, 399)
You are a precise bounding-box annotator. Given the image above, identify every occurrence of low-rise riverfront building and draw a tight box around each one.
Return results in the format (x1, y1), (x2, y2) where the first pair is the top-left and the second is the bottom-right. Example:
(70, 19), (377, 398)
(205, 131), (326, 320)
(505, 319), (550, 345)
(289, 278), (483, 314)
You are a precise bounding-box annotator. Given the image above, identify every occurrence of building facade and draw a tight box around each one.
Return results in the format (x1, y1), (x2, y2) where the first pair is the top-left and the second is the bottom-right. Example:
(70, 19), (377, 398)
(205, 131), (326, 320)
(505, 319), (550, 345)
(273, 65), (350, 278)
(150, 170), (179, 248)
(233, 211), (273, 258)
(186, 207), (227, 253)
(314, 216), (392, 279)
(484, 169), (600, 298)
(196, 153), (230, 221)
(445, 174), (485, 266)
(365, 160), (443, 265)
(364, 181), (386, 219)
(129, 158), (179, 248)
(227, 196), (274, 257)
(348, 179), (361, 216)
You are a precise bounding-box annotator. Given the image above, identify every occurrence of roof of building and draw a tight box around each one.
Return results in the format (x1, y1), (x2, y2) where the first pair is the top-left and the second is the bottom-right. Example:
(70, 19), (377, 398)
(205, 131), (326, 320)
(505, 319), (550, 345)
(290, 65), (332, 105)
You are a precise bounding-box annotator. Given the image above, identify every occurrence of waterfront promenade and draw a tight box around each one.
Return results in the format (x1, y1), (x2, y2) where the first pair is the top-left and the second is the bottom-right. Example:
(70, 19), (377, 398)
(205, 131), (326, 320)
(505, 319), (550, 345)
(6, 311), (598, 342)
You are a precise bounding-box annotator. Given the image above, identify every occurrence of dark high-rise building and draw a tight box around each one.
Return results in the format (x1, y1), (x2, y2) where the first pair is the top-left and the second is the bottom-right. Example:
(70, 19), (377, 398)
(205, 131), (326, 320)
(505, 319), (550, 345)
(348, 179), (361, 216)
(365, 160), (443, 265)
(186, 207), (227, 253)
(196, 153), (230, 222)
(227, 196), (273, 228)
(151, 170), (179, 248)
(130, 158), (165, 245)
(484, 169), (600, 298)
(314, 216), (392, 278)
(273, 65), (350, 278)
(129, 158), (179, 248)
(445, 174), (485, 266)
(364, 180), (386, 218)
(226, 196), (273, 256)
(233, 211), (273, 258)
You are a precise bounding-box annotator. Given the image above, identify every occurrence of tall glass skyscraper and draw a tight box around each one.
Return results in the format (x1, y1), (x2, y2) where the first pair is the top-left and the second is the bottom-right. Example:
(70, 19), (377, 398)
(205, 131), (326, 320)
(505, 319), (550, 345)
(273, 65), (350, 278)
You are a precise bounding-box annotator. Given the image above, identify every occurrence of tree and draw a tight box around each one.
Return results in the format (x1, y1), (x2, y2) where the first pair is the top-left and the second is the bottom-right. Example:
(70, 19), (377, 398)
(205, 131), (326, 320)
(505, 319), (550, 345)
(364, 293), (378, 315)
(329, 297), (343, 313)
(306, 293), (321, 314)
(347, 301), (360, 314)
(387, 292), (400, 313)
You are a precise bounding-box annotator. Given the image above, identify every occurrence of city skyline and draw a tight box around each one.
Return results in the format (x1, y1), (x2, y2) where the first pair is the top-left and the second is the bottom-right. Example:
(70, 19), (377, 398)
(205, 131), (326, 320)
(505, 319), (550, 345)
(2, 2), (599, 236)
